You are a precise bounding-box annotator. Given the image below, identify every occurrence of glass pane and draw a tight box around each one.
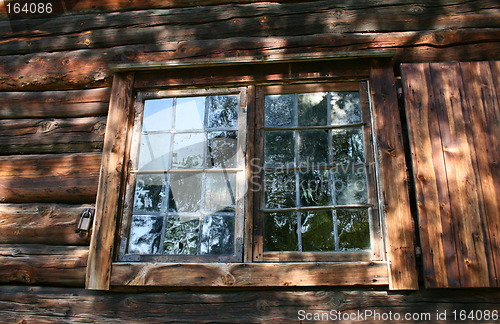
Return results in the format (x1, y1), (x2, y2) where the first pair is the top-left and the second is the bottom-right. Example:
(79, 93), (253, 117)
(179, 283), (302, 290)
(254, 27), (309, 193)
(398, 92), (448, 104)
(264, 170), (296, 209)
(264, 131), (294, 167)
(205, 173), (236, 213)
(264, 212), (298, 251)
(163, 215), (200, 255)
(207, 131), (238, 168)
(264, 94), (294, 127)
(133, 174), (167, 212)
(200, 215), (234, 255)
(127, 215), (163, 254)
(175, 97), (205, 130)
(302, 211), (335, 251)
(299, 169), (331, 207)
(298, 92), (327, 126)
(143, 98), (173, 132)
(207, 95), (238, 129)
(168, 173), (203, 212)
(338, 209), (370, 250)
(137, 134), (171, 171)
(330, 92), (361, 125)
(331, 128), (365, 164)
(172, 133), (205, 168)
(299, 130), (328, 165)
(333, 165), (368, 205)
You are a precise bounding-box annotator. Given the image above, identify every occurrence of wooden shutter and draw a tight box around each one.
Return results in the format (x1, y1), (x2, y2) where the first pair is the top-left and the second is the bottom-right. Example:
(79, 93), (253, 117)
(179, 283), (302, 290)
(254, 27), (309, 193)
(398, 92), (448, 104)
(402, 62), (500, 288)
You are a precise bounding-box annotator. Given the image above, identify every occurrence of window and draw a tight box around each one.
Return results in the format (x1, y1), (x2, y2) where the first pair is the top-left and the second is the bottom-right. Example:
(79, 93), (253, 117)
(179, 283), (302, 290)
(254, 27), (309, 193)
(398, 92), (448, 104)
(86, 56), (419, 290)
(119, 88), (247, 262)
(254, 83), (382, 262)
(116, 82), (382, 263)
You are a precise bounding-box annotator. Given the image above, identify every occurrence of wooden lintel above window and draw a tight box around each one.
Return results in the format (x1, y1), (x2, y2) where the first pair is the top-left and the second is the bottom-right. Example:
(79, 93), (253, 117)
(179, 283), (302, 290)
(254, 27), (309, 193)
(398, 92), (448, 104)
(110, 49), (397, 72)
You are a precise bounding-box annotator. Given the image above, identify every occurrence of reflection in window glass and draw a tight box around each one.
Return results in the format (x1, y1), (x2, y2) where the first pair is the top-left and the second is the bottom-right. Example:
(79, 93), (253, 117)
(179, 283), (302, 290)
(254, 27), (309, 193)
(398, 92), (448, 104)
(143, 98), (173, 132)
(175, 97), (205, 130)
(263, 90), (371, 253)
(128, 94), (239, 257)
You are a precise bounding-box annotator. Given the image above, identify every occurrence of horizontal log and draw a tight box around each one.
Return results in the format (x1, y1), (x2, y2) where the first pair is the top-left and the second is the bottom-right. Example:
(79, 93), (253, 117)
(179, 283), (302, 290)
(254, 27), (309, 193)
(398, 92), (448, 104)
(0, 245), (87, 286)
(0, 153), (101, 203)
(1, 0), (498, 43)
(0, 203), (93, 245)
(0, 0), (264, 19)
(1, 30), (499, 91)
(0, 88), (110, 119)
(0, 286), (500, 323)
(111, 262), (388, 287)
(0, 117), (106, 155)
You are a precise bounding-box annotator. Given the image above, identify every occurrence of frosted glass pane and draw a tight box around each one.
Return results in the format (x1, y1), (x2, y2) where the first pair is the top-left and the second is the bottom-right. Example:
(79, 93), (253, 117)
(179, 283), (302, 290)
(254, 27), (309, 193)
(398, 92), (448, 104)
(143, 98), (173, 132)
(175, 97), (205, 130)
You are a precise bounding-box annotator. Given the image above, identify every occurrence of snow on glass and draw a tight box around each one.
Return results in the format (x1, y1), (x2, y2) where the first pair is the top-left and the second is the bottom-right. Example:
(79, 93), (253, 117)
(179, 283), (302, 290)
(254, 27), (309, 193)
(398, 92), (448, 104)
(263, 91), (370, 252)
(128, 95), (238, 256)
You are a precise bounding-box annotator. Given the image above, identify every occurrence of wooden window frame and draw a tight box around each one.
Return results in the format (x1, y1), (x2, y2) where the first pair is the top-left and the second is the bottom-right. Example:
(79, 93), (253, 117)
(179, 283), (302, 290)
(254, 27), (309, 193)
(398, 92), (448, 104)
(86, 54), (419, 291)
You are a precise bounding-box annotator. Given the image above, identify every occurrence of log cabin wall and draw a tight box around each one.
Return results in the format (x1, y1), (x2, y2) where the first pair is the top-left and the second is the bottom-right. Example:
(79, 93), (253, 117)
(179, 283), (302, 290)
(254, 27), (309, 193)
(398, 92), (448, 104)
(0, 1), (499, 322)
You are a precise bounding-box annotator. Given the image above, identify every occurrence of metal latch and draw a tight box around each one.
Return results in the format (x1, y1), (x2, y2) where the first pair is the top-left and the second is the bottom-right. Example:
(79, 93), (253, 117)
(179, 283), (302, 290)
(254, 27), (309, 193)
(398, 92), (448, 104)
(77, 207), (95, 232)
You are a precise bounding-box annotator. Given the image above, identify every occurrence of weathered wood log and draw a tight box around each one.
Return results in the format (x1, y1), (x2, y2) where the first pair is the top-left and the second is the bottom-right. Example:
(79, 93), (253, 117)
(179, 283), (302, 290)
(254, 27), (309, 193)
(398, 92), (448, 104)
(1, 31), (499, 91)
(0, 286), (499, 323)
(111, 262), (388, 287)
(1, 0), (498, 41)
(0, 203), (93, 245)
(1, 0), (498, 56)
(0, 153), (100, 203)
(0, 117), (106, 155)
(0, 245), (87, 286)
(0, 88), (110, 119)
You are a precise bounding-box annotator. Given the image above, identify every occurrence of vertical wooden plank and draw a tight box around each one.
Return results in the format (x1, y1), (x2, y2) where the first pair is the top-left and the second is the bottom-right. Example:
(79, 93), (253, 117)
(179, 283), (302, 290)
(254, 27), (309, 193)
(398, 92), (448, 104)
(429, 63), (490, 287)
(252, 86), (265, 262)
(86, 72), (135, 290)
(460, 61), (500, 287)
(244, 85), (256, 262)
(401, 63), (461, 288)
(370, 59), (419, 290)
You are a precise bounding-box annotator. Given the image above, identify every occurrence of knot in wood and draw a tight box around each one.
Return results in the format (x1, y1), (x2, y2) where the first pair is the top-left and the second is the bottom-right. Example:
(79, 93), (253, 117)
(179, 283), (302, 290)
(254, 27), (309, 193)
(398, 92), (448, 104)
(220, 273), (235, 286)
(38, 120), (57, 133)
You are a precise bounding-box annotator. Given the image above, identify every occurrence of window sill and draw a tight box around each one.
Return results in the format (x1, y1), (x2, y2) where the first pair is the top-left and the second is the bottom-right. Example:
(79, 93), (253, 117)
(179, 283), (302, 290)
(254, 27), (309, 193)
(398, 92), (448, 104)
(110, 261), (388, 287)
